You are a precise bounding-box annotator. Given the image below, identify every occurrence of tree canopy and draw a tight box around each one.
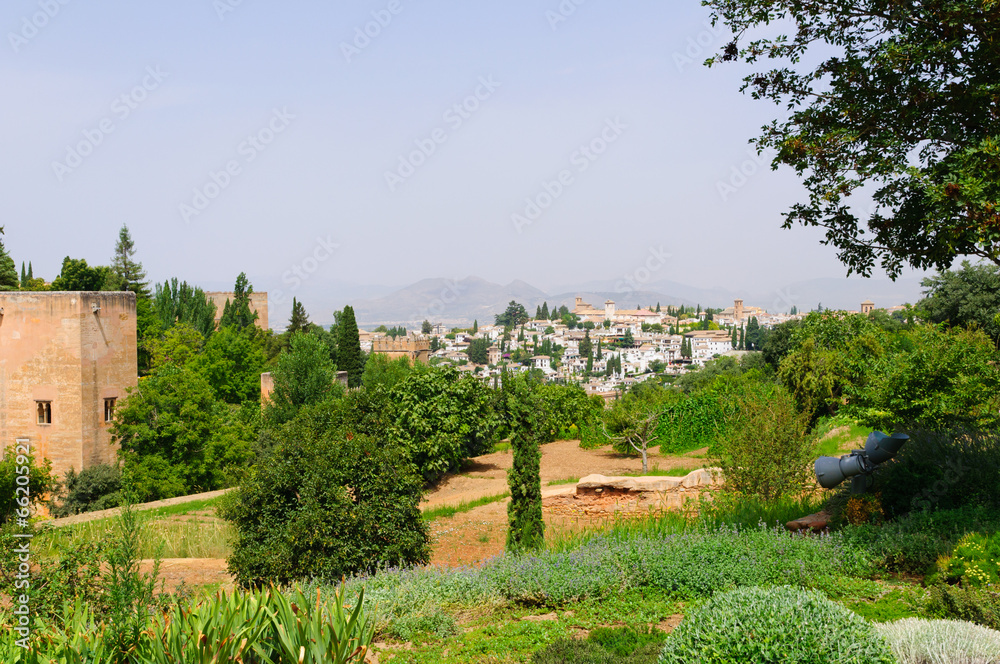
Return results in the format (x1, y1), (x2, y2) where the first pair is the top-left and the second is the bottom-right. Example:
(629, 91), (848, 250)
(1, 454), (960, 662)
(0, 227), (17, 291)
(706, 0), (1000, 277)
(495, 300), (530, 328)
(108, 224), (149, 296)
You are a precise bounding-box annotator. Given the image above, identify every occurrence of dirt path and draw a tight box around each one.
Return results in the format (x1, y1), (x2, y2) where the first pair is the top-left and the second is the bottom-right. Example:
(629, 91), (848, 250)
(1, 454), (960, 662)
(135, 441), (710, 584)
(425, 440), (709, 567)
(423, 439), (705, 509)
(46, 489), (233, 528)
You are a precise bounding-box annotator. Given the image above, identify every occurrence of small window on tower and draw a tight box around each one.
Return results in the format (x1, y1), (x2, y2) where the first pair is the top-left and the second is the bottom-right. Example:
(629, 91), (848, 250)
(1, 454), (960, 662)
(36, 401), (52, 425)
(104, 398), (117, 423)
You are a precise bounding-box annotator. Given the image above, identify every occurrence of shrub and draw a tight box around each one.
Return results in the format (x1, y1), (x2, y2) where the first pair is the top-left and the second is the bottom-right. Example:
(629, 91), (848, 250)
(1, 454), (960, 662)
(532, 636), (663, 664)
(658, 586), (896, 664)
(873, 428), (1000, 518)
(717, 382), (815, 501)
(0, 446), (57, 525)
(937, 532), (1000, 589)
(588, 625), (667, 658)
(222, 411), (429, 587)
(925, 583), (1000, 631)
(655, 391), (728, 454)
(840, 505), (1000, 576)
(877, 618), (1000, 664)
(52, 464), (122, 517)
(0, 531), (107, 622)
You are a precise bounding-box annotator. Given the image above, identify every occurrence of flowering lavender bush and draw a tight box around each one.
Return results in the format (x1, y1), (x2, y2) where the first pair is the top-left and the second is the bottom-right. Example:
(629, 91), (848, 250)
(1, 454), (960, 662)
(332, 524), (875, 637)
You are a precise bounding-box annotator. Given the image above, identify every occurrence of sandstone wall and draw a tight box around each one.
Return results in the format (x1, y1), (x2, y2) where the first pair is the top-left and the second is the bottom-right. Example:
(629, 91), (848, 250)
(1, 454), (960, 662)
(0, 292), (137, 480)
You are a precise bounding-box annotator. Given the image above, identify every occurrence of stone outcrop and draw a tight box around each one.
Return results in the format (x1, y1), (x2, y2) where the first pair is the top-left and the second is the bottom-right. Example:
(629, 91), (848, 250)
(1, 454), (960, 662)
(543, 468), (723, 518)
(785, 511), (832, 533)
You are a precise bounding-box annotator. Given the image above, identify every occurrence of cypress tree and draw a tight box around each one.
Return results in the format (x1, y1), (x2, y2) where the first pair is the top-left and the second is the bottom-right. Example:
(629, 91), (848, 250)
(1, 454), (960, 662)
(473, 319), (479, 334)
(336, 305), (364, 388)
(287, 298), (311, 334)
(656, 302), (661, 313)
(731, 326), (738, 348)
(20, 262), (26, 289)
(504, 372), (544, 552)
(219, 273), (258, 331)
(541, 302), (550, 320)
(738, 326), (746, 350)
(27, 262), (33, 281)
(596, 338), (603, 360)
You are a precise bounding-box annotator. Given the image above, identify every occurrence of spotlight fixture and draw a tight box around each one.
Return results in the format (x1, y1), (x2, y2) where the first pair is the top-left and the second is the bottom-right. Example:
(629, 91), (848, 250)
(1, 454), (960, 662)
(814, 431), (909, 494)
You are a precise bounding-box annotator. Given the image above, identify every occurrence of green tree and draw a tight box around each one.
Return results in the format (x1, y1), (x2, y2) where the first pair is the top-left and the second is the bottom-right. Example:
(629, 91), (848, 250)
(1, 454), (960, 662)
(108, 224), (148, 296)
(579, 328), (593, 359)
(746, 317), (761, 351)
(623, 329), (635, 348)
(287, 297), (311, 335)
(595, 338), (603, 360)
(496, 300), (530, 328)
(502, 372), (544, 552)
(0, 227), (17, 291)
(50, 257), (112, 291)
(218, 273), (258, 331)
(918, 261), (1000, 343)
(467, 337), (491, 365)
(762, 319), (802, 368)
(848, 326), (1000, 431)
(267, 332), (339, 424)
(192, 326), (268, 405)
(472, 319), (478, 334)
(336, 305), (364, 388)
(602, 386), (670, 473)
(362, 353), (413, 392)
(421, 319), (433, 335)
(706, 0), (1000, 276)
(146, 323), (204, 369)
(151, 279), (217, 338)
(222, 408), (429, 587)
(392, 366), (502, 481)
(778, 338), (849, 424)
(540, 302), (550, 320)
(111, 365), (249, 501)
(429, 336), (441, 353)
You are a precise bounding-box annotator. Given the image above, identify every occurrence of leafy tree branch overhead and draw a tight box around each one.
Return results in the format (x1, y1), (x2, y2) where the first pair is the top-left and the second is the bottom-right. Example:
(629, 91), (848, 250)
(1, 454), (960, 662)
(704, 0), (1000, 277)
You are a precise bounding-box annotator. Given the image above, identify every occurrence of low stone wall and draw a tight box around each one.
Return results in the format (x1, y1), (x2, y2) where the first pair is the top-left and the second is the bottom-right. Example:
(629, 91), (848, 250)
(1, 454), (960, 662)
(544, 468), (723, 518)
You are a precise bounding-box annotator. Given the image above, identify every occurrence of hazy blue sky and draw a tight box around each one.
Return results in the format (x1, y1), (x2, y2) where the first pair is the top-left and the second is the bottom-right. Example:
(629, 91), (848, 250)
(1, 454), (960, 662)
(2, 0), (928, 320)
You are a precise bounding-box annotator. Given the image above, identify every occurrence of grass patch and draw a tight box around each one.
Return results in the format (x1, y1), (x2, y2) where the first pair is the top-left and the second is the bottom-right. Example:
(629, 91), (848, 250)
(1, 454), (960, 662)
(814, 416), (870, 457)
(492, 441), (512, 453)
(622, 465), (700, 478)
(421, 493), (510, 522)
(547, 478), (580, 486)
(35, 515), (233, 559)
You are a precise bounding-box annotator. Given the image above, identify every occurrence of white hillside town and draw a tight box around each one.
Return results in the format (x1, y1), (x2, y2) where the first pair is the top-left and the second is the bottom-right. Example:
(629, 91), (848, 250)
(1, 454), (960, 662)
(361, 297), (901, 400)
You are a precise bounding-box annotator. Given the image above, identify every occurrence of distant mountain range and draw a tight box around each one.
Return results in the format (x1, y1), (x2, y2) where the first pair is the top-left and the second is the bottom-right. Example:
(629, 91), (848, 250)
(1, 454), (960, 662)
(279, 275), (927, 329)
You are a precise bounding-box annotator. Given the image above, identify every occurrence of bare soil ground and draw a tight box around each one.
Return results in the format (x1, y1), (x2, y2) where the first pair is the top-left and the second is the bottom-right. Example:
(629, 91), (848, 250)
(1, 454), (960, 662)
(426, 440), (707, 567)
(140, 441), (710, 585)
